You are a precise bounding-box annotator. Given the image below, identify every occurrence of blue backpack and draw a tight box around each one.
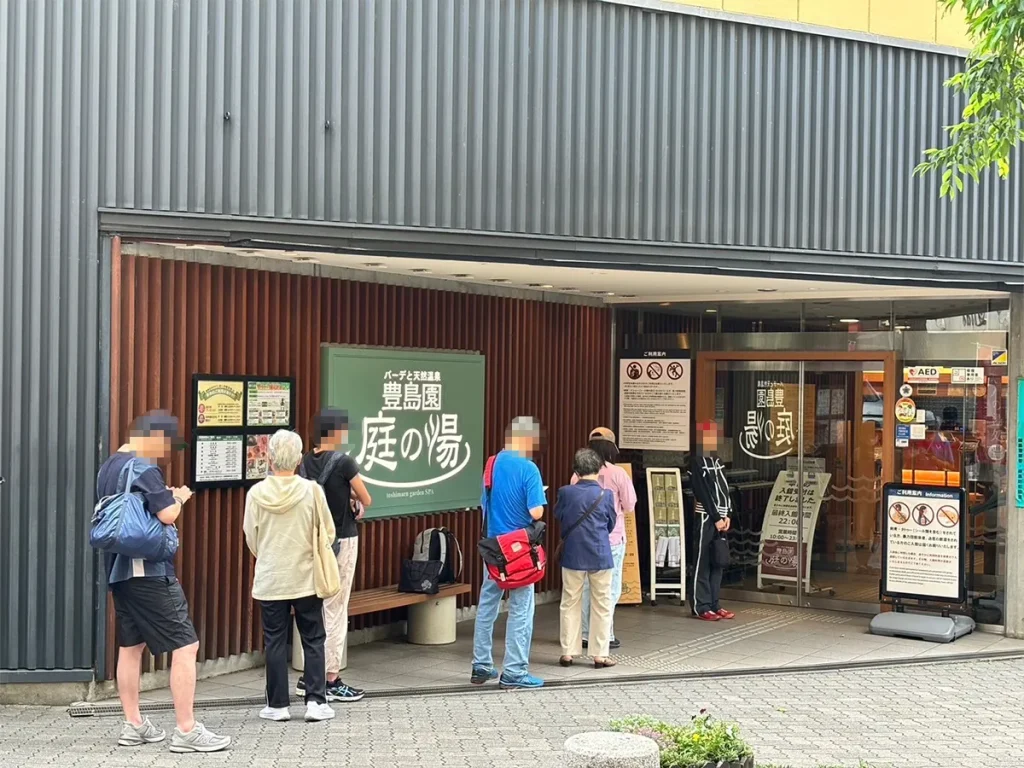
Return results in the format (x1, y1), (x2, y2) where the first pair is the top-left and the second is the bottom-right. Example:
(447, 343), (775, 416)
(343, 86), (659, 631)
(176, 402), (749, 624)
(90, 458), (180, 562)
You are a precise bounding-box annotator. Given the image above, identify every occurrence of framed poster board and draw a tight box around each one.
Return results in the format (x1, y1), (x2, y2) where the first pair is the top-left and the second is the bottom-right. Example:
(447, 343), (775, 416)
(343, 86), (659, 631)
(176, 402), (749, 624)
(191, 374), (296, 489)
(881, 483), (966, 604)
(645, 467), (686, 606)
(320, 346), (485, 518)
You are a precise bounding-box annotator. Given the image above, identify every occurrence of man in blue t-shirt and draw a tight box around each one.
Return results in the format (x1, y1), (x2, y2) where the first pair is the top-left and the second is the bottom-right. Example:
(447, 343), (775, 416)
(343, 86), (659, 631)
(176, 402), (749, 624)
(471, 416), (547, 689)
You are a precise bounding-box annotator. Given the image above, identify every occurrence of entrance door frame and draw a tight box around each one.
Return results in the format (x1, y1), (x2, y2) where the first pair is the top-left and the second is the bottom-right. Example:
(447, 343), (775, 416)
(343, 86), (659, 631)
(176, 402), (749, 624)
(694, 350), (899, 611)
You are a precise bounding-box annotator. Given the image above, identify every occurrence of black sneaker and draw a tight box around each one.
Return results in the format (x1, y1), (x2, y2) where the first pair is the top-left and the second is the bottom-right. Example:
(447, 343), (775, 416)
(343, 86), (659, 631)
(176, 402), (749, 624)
(470, 666), (499, 685)
(296, 678), (365, 701)
(326, 680), (365, 702)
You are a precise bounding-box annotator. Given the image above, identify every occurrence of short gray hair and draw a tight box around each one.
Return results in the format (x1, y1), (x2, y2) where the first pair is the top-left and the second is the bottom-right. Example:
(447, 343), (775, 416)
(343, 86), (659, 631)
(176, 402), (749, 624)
(573, 448), (603, 478)
(268, 430), (303, 472)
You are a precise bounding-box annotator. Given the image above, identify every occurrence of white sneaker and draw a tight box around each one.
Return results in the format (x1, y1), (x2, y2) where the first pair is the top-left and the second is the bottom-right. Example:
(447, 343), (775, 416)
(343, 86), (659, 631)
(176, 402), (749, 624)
(304, 702), (335, 722)
(259, 706), (291, 722)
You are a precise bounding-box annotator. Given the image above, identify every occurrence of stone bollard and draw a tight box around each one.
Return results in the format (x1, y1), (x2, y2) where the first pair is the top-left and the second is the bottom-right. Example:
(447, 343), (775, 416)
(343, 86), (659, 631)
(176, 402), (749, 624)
(562, 732), (660, 768)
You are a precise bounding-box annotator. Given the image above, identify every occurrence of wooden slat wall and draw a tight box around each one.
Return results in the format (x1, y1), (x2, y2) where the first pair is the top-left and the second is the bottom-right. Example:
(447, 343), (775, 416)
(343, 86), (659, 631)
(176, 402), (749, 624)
(107, 247), (612, 676)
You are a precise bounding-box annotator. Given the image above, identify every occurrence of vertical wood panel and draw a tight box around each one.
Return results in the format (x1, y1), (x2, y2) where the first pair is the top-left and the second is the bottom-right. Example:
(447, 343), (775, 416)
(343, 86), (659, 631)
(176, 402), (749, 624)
(107, 252), (611, 675)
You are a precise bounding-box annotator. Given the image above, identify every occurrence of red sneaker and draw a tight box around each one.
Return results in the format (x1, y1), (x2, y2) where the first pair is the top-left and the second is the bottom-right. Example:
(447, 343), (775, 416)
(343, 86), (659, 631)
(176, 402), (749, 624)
(696, 611), (721, 621)
(716, 609), (736, 620)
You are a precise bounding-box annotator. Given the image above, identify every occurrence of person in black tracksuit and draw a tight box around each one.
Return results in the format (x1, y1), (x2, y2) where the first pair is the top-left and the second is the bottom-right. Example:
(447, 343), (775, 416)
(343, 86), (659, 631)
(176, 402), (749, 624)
(690, 421), (735, 621)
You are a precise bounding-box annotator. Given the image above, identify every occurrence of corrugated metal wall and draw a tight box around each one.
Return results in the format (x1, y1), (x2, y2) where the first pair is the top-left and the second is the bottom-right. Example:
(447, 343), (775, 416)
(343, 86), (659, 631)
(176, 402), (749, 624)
(3, 0), (1021, 673)
(107, 249), (611, 675)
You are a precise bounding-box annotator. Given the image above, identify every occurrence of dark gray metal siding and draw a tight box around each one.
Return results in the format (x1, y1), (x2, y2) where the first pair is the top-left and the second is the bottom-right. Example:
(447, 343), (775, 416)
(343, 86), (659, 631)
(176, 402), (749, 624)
(1, 0), (1020, 671)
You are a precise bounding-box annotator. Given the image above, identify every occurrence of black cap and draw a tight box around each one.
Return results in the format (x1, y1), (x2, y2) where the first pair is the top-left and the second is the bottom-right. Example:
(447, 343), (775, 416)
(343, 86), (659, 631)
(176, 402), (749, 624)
(130, 410), (186, 449)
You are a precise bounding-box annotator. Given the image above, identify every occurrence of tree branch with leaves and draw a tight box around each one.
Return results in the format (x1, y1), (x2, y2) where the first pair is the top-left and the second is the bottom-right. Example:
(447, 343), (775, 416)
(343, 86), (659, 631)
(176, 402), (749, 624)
(914, 0), (1024, 199)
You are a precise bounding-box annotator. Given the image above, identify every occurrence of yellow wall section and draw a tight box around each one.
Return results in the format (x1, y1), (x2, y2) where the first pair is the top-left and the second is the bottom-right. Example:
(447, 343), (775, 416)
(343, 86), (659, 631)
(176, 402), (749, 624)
(724, 0), (799, 21)
(799, 0), (869, 33)
(662, 1), (971, 48)
(869, 0), (936, 41)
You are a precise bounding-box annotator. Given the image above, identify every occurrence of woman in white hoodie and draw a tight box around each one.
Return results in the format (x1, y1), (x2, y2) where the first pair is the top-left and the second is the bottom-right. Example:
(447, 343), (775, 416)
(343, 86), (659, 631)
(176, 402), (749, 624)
(243, 430), (336, 723)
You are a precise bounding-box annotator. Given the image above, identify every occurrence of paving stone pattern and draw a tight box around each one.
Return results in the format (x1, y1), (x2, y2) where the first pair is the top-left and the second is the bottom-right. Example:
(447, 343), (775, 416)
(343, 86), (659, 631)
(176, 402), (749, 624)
(2, 658), (1023, 768)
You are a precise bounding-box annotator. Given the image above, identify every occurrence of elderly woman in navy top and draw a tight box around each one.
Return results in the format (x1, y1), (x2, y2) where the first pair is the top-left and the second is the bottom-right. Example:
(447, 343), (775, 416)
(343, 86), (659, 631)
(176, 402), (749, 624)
(555, 448), (619, 669)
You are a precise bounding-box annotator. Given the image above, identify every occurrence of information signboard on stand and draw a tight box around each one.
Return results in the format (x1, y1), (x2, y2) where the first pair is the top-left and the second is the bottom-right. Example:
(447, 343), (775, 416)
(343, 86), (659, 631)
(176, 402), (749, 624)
(869, 482), (974, 643)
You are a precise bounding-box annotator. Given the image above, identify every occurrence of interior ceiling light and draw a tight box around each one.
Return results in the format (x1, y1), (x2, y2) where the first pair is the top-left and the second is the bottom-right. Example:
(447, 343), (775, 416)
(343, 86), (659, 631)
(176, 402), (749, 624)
(453, 273), (474, 278)
(757, 288), (778, 293)
(541, 284), (554, 289)
(606, 292), (616, 296)
(659, 302), (672, 307)
(364, 262), (385, 268)
(410, 268), (431, 274)
(560, 287), (578, 292)
(621, 294), (636, 298)
(292, 256), (318, 263)
(706, 308), (717, 313)
(491, 278), (510, 283)
(840, 318), (860, 323)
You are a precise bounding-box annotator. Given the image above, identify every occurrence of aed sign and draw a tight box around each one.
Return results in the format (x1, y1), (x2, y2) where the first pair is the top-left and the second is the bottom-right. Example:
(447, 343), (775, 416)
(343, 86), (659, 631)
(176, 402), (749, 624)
(904, 366), (940, 384)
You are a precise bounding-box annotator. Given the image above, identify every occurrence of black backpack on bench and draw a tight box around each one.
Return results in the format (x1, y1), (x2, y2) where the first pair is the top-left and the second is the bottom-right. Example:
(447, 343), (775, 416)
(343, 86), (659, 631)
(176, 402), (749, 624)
(411, 527), (464, 585)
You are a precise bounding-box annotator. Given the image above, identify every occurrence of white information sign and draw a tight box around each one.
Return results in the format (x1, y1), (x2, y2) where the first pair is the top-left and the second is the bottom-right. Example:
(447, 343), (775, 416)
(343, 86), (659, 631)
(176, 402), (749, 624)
(883, 485), (964, 602)
(756, 470), (831, 589)
(195, 434), (244, 483)
(619, 354), (691, 451)
(950, 367), (985, 385)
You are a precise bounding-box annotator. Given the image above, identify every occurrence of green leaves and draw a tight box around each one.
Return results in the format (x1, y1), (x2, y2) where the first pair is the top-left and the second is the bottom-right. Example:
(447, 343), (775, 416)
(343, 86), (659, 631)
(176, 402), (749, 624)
(916, 0), (1024, 199)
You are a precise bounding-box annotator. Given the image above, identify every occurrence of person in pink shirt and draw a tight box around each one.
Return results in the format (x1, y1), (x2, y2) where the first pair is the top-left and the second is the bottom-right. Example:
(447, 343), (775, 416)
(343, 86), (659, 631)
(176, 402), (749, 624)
(570, 427), (637, 650)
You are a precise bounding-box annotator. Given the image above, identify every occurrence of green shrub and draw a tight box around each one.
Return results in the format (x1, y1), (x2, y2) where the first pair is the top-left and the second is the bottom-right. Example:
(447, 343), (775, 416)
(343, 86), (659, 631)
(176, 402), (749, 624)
(610, 710), (754, 768)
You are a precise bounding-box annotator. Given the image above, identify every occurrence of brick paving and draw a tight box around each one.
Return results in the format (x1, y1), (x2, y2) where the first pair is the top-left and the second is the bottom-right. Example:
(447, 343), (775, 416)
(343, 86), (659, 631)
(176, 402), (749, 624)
(2, 657), (1023, 767)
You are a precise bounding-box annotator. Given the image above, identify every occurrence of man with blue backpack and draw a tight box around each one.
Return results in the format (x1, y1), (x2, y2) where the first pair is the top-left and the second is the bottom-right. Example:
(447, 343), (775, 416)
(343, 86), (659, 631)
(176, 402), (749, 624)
(94, 411), (230, 753)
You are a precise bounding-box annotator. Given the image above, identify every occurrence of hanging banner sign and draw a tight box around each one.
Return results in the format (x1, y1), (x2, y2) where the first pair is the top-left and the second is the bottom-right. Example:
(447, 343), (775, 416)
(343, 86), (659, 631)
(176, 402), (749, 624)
(756, 470), (831, 589)
(882, 483), (966, 603)
(618, 351), (691, 451)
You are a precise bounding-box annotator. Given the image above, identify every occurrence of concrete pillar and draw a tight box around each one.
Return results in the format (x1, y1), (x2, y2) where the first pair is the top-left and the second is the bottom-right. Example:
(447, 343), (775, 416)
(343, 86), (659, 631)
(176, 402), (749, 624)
(1004, 292), (1024, 638)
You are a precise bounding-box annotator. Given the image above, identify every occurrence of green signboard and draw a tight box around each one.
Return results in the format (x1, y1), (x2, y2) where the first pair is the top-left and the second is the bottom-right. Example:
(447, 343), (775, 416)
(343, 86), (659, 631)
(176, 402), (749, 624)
(321, 346), (486, 518)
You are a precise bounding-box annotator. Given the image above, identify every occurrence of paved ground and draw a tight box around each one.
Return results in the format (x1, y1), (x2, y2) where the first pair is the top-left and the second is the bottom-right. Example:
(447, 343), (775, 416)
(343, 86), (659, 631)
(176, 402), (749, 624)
(3, 657), (1023, 767)
(135, 602), (1024, 702)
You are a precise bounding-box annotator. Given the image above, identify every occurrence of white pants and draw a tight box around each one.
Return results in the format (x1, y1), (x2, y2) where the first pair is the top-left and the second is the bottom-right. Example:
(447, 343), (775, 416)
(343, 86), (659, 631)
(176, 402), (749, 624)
(324, 537), (358, 677)
(560, 568), (613, 658)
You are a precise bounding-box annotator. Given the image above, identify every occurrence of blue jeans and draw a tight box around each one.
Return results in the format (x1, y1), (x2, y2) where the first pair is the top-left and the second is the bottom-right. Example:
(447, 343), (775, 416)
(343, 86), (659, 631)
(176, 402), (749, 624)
(582, 540), (626, 641)
(472, 574), (536, 680)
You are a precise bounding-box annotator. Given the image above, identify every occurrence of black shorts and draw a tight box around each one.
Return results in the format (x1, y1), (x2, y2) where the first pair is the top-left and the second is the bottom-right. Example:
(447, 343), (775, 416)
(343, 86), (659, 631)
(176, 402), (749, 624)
(111, 576), (199, 655)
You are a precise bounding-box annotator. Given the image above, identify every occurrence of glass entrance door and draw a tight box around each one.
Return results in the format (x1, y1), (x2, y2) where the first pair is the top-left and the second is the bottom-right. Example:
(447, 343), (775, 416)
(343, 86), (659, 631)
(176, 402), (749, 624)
(697, 354), (895, 613)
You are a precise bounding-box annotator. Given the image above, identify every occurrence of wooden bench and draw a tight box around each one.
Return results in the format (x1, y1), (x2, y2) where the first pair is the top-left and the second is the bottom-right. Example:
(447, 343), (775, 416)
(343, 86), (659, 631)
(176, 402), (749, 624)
(348, 582), (471, 617)
(291, 582), (471, 671)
